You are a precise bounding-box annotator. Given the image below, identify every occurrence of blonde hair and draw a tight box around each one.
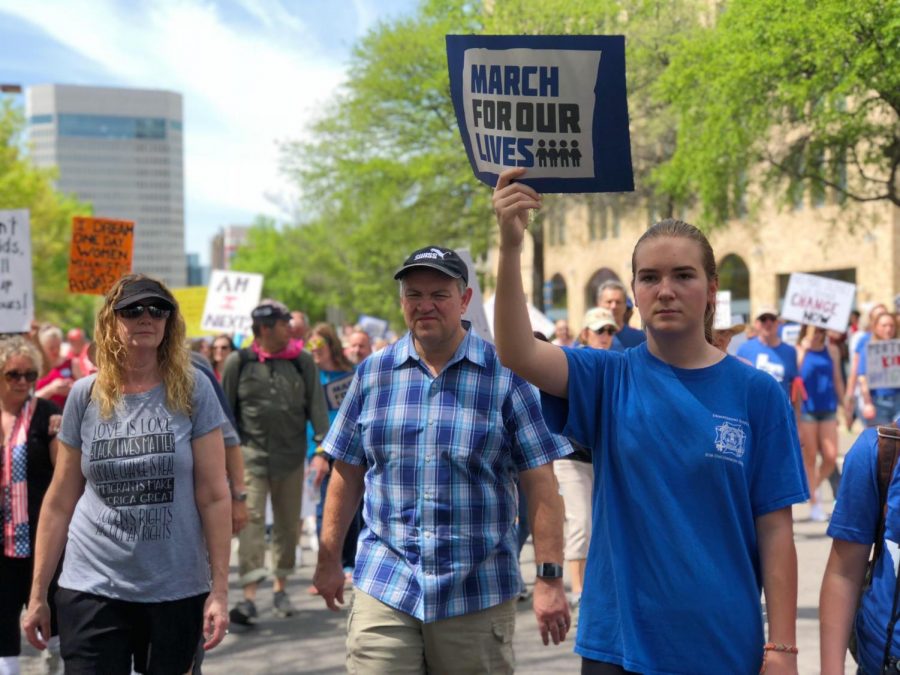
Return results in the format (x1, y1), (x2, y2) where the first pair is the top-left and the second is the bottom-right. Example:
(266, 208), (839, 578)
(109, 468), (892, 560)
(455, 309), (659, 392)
(631, 219), (718, 344)
(0, 336), (43, 375)
(93, 274), (194, 419)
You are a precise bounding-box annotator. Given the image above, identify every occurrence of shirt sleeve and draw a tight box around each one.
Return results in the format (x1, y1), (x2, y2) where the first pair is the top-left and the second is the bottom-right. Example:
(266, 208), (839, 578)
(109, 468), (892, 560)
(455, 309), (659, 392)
(504, 377), (572, 471)
(321, 366), (366, 466)
(828, 429), (880, 544)
(747, 380), (810, 516)
(191, 372), (228, 440)
(858, 347), (868, 376)
(58, 375), (95, 450)
(540, 347), (609, 450)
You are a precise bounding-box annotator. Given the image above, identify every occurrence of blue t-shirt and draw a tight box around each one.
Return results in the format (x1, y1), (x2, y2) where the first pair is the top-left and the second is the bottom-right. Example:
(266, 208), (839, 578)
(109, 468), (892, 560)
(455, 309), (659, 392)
(541, 344), (808, 674)
(306, 368), (356, 459)
(800, 347), (838, 414)
(736, 337), (799, 401)
(828, 427), (900, 674)
(616, 324), (646, 348)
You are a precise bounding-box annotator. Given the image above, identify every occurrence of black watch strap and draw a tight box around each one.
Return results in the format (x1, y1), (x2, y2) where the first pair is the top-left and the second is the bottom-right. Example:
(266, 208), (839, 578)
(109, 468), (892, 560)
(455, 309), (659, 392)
(535, 562), (564, 579)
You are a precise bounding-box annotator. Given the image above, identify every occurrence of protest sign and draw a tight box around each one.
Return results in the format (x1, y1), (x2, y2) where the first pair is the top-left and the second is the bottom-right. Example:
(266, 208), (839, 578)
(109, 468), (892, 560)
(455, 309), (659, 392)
(0, 210), (33, 333)
(171, 286), (216, 338)
(446, 34), (633, 193)
(68, 216), (134, 295)
(324, 372), (356, 409)
(357, 315), (389, 339)
(780, 273), (856, 332)
(714, 291), (733, 330)
(866, 339), (900, 390)
(200, 270), (263, 334)
(458, 248), (493, 343)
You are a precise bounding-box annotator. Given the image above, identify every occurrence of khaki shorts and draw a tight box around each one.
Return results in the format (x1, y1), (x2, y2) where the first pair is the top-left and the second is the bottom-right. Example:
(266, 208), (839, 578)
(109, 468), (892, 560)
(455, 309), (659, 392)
(346, 590), (516, 674)
(554, 459), (593, 560)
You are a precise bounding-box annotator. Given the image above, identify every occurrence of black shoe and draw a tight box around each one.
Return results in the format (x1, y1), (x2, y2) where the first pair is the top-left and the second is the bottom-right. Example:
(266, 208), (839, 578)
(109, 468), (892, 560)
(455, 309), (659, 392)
(273, 591), (296, 617)
(229, 599), (258, 625)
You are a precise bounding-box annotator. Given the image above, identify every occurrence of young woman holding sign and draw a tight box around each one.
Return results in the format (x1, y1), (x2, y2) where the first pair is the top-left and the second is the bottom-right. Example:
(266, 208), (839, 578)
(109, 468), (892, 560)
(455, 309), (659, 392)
(858, 312), (900, 427)
(492, 167), (807, 675)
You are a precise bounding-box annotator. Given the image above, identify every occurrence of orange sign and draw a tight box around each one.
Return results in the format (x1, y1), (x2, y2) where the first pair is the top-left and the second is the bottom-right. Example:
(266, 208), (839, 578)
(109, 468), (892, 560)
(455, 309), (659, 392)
(68, 217), (135, 295)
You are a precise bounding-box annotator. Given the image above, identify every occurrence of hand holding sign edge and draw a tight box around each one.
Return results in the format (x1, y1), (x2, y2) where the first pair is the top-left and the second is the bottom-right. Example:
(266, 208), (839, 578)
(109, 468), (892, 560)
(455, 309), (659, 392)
(493, 168), (542, 250)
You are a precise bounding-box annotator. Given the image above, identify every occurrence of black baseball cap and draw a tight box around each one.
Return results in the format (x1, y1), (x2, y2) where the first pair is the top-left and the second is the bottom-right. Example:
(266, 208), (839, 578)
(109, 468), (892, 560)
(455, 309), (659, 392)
(113, 278), (175, 310)
(393, 246), (468, 285)
(251, 300), (291, 322)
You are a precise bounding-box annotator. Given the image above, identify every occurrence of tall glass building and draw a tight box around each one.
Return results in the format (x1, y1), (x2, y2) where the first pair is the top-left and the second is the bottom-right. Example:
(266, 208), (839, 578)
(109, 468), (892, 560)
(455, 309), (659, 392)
(26, 84), (186, 286)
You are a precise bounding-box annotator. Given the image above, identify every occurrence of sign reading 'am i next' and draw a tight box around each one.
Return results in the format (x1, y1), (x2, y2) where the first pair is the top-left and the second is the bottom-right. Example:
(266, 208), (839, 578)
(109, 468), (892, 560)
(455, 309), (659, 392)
(446, 34), (633, 193)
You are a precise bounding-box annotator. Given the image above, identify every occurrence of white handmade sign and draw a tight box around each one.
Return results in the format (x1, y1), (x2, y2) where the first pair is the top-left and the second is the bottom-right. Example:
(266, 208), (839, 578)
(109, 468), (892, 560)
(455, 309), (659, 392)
(0, 209), (33, 333)
(200, 270), (263, 334)
(780, 273), (856, 332)
(866, 339), (900, 390)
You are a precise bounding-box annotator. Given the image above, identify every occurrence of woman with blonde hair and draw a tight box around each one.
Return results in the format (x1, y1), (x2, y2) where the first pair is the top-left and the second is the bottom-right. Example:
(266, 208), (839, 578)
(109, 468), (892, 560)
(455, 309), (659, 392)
(305, 322), (360, 592)
(23, 274), (231, 674)
(0, 337), (63, 674)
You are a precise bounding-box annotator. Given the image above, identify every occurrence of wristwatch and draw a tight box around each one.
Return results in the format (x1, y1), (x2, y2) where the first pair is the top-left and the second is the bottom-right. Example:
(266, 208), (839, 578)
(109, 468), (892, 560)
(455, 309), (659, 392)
(535, 562), (564, 579)
(232, 491), (248, 502)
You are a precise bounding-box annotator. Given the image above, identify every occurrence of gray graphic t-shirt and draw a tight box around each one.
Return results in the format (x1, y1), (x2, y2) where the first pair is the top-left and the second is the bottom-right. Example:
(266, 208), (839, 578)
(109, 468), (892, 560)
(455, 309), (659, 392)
(58, 373), (225, 602)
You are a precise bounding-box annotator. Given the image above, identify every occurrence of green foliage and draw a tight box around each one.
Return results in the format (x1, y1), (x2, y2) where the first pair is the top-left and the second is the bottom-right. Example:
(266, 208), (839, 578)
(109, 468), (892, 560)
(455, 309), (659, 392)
(0, 99), (97, 331)
(249, 0), (706, 325)
(655, 0), (900, 227)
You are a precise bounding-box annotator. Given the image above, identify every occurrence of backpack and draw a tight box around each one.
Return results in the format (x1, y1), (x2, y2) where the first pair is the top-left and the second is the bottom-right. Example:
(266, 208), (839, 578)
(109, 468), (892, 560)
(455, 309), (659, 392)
(232, 349), (318, 437)
(850, 422), (900, 664)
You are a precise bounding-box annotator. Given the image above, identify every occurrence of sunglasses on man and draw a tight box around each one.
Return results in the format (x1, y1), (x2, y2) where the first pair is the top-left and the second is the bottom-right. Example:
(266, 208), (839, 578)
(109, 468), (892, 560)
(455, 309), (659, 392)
(593, 326), (617, 336)
(116, 304), (172, 320)
(4, 369), (38, 383)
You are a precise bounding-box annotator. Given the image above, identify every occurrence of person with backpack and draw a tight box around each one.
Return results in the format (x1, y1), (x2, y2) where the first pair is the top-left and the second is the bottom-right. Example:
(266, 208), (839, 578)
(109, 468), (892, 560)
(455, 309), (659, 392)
(820, 419), (900, 673)
(221, 300), (329, 625)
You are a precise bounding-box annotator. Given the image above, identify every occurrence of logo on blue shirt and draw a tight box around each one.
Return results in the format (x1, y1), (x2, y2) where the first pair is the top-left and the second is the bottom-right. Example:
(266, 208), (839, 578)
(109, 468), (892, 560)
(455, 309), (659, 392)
(714, 422), (747, 459)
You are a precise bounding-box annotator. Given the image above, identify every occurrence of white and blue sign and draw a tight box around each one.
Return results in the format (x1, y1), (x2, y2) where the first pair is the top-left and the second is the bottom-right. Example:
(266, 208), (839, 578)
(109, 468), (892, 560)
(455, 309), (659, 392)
(446, 34), (633, 194)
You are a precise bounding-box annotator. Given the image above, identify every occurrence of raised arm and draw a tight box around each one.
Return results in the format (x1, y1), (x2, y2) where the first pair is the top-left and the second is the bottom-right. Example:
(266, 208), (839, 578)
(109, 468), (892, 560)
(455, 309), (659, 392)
(493, 168), (568, 398)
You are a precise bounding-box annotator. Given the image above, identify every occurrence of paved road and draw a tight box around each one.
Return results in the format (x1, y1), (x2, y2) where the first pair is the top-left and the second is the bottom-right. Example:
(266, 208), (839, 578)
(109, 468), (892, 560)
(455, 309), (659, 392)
(21, 429), (861, 674)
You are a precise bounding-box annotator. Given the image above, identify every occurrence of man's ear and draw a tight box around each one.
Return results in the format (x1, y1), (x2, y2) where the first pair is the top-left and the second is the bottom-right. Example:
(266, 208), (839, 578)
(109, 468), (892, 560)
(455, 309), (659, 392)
(460, 286), (474, 313)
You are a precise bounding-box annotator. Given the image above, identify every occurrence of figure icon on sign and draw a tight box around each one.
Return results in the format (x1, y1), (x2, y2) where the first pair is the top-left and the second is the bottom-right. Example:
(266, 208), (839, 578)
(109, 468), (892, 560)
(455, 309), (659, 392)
(570, 140), (582, 168)
(559, 140), (570, 167)
(536, 139), (548, 167)
(548, 140), (559, 167)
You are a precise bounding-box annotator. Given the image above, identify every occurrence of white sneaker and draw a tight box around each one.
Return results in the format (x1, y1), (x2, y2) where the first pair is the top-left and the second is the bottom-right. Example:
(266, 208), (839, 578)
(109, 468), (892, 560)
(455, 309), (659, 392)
(810, 502), (828, 522)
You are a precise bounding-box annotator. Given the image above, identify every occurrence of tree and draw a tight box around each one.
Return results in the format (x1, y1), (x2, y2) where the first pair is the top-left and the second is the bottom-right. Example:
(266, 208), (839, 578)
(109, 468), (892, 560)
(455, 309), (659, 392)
(655, 0), (900, 227)
(256, 0), (705, 324)
(0, 99), (97, 331)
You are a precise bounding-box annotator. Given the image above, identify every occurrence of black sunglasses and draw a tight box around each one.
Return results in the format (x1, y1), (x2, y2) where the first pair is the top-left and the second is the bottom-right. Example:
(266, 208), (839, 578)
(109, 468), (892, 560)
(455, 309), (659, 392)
(116, 304), (172, 320)
(4, 369), (38, 383)
(594, 326), (617, 336)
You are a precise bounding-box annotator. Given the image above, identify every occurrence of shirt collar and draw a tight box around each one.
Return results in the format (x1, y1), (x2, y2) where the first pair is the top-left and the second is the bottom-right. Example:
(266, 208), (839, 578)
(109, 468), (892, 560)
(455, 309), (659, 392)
(393, 321), (486, 371)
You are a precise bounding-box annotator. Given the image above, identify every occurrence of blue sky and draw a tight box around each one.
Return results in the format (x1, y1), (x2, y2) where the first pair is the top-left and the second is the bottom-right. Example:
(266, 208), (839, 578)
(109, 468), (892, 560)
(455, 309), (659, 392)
(0, 0), (420, 263)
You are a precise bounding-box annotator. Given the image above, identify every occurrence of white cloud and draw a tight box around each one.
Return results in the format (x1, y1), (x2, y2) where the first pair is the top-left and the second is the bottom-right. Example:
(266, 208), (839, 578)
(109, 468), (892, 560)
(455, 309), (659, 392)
(0, 0), (350, 253)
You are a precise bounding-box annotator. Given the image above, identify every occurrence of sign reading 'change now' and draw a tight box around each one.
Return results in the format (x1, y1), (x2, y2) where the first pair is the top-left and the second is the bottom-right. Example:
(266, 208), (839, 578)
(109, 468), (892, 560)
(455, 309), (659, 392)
(446, 34), (633, 194)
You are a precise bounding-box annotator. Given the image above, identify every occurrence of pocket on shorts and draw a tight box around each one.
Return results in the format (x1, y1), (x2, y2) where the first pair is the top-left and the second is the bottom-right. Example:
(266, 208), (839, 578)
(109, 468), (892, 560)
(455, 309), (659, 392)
(491, 615), (515, 644)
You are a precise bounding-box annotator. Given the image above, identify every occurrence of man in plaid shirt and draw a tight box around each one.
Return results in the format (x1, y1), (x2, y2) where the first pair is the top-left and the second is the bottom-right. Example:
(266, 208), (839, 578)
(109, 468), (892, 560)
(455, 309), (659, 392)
(314, 245), (572, 673)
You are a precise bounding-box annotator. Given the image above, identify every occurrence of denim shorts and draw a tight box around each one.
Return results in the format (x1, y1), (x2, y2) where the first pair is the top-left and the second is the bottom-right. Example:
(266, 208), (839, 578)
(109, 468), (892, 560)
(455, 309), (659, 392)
(800, 410), (837, 423)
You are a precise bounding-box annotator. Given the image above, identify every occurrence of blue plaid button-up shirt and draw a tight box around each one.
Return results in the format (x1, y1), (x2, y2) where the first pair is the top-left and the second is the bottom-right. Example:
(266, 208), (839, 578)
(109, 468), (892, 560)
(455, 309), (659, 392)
(323, 327), (571, 622)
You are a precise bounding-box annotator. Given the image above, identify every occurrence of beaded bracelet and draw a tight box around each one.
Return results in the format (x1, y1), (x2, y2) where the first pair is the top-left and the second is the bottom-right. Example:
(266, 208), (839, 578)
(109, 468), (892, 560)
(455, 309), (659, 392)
(759, 643), (798, 673)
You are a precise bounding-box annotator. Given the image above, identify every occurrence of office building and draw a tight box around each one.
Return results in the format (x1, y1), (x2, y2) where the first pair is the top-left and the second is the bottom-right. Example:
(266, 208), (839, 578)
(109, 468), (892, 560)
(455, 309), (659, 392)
(26, 84), (186, 286)
(210, 225), (250, 270)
